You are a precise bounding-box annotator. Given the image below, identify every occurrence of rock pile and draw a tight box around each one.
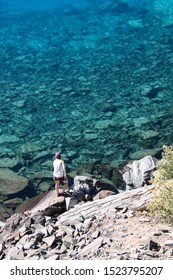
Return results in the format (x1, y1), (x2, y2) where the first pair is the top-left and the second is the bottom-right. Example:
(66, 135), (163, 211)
(0, 185), (173, 260)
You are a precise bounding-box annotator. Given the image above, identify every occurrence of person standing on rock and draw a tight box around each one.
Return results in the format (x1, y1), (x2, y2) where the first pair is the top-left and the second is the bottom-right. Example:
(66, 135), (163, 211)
(53, 152), (68, 196)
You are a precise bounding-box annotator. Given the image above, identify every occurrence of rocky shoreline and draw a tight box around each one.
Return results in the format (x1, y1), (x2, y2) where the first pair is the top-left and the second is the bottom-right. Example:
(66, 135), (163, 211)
(0, 154), (173, 260)
(1, 0), (173, 260)
(0, 154), (158, 221)
(0, 185), (173, 260)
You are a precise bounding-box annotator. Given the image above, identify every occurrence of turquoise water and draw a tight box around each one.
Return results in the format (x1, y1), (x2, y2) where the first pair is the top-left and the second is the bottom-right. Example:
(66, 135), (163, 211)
(1, 0), (173, 176)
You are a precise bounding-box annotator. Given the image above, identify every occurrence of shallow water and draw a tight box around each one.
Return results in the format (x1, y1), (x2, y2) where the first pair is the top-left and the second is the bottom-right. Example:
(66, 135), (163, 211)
(1, 0), (173, 175)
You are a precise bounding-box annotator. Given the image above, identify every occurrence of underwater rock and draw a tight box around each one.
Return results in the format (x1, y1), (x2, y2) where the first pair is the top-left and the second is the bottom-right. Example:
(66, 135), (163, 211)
(0, 135), (19, 144)
(133, 117), (150, 128)
(152, 0), (173, 27)
(127, 19), (144, 28)
(130, 148), (161, 160)
(84, 132), (98, 141)
(33, 170), (52, 180)
(0, 168), (28, 195)
(13, 100), (26, 108)
(38, 181), (51, 192)
(19, 142), (41, 160)
(140, 130), (159, 140)
(3, 198), (24, 210)
(33, 151), (52, 163)
(96, 102), (117, 113)
(95, 120), (112, 130)
(0, 157), (22, 170)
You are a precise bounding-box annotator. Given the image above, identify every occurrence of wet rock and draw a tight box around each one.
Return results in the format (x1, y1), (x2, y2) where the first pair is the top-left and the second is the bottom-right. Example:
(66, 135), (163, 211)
(33, 151), (52, 163)
(0, 135), (19, 144)
(152, 0), (173, 27)
(0, 168), (28, 195)
(95, 120), (112, 130)
(130, 148), (161, 160)
(38, 181), (51, 192)
(140, 130), (159, 140)
(33, 170), (52, 181)
(19, 142), (41, 159)
(0, 157), (22, 170)
(4, 198), (24, 209)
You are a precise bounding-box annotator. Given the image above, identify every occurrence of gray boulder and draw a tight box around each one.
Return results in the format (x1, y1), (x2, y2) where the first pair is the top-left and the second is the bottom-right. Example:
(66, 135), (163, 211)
(73, 175), (118, 201)
(122, 155), (158, 190)
(73, 176), (98, 201)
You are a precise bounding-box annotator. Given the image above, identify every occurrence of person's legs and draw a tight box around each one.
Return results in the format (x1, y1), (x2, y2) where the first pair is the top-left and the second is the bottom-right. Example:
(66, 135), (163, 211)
(55, 179), (60, 196)
(61, 179), (68, 193)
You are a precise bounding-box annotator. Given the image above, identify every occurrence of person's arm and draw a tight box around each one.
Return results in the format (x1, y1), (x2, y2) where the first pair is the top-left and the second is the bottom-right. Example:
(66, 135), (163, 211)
(62, 161), (67, 179)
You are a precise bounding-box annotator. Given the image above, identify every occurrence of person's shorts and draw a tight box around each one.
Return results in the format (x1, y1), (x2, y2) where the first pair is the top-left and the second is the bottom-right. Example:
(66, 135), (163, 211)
(54, 176), (65, 182)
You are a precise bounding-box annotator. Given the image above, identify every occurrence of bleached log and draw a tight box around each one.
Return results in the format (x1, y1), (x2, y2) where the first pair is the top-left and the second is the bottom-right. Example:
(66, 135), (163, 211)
(57, 185), (154, 224)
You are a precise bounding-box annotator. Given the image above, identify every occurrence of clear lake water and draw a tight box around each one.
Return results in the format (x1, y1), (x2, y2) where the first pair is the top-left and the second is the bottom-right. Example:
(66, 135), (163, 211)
(1, 0), (173, 175)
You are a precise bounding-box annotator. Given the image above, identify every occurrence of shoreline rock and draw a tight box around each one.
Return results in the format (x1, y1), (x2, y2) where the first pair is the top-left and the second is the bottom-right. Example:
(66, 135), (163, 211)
(0, 185), (173, 260)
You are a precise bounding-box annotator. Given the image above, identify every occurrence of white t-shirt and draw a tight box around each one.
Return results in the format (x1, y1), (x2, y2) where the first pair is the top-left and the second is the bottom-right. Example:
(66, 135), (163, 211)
(53, 159), (64, 178)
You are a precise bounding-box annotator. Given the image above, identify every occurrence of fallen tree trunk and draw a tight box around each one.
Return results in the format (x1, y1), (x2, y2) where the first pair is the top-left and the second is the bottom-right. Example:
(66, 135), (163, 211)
(58, 185), (154, 224)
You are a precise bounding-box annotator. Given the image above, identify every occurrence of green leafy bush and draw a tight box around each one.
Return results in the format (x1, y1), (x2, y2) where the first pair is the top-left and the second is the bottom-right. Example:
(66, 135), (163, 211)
(151, 145), (173, 183)
(147, 145), (173, 222)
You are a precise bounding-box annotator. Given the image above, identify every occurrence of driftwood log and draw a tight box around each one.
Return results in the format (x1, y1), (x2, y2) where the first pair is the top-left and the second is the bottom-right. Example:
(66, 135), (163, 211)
(58, 185), (154, 225)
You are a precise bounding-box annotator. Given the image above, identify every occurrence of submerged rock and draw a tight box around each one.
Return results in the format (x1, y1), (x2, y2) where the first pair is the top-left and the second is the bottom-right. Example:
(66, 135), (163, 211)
(0, 158), (22, 170)
(0, 168), (28, 195)
(0, 135), (19, 144)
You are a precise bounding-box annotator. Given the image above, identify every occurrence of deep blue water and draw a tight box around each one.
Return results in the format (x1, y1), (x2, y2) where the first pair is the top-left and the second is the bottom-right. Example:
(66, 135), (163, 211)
(1, 0), (173, 176)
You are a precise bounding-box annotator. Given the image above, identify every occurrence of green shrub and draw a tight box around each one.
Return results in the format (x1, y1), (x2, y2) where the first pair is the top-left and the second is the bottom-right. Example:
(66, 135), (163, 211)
(151, 145), (173, 183)
(147, 145), (173, 222)
(147, 180), (173, 222)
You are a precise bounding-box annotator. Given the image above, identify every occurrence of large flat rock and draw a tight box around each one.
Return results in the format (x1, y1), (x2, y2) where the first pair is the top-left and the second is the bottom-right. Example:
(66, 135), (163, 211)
(0, 168), (28, 195)
(29, 190), (65, 214)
